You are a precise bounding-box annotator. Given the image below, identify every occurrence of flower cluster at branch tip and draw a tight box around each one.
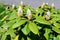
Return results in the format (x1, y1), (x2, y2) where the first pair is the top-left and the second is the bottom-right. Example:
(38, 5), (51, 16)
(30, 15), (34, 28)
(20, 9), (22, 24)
(45, 11), (50, 20)
(17, 6), (23, 17)
(27, 9), (32, 20)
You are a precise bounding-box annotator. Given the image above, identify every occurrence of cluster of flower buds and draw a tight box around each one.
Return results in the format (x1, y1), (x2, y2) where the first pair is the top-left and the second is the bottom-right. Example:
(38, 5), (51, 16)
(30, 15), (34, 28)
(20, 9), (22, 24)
(27, 9), (32, 20)
(17, 6), (23, 17)
(45, 11), (50, 20)
(20, 1), (25, 7)
(12, 4), (16, 9)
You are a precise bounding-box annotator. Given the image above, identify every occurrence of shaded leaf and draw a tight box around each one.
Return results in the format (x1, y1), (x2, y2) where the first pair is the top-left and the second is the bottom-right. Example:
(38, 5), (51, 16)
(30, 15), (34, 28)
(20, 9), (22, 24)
(52, 27), (60, 34)
(44, 28), (51, 40)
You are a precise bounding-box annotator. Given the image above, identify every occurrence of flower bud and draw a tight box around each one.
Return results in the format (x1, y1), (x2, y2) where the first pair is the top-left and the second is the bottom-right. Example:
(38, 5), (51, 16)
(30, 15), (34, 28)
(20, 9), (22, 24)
(18, 6), (23, 17)
(46, 3), (48, 5)
(12, 4), (16, 9)
(41, 3), (45, 9)
(20, 1), (25, 7)
(27, 9), (32, 20)
(51, 3), (55, 8)
(45, 11), (50, 20)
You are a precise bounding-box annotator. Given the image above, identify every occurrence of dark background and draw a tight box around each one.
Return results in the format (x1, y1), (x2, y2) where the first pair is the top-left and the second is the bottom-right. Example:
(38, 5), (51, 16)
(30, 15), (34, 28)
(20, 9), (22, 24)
(0, 0), (60, 9)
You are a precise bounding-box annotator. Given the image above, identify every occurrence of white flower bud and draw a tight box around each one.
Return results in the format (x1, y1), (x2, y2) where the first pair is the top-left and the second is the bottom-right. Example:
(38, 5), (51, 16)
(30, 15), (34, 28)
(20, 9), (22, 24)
(45, 11), (50, 20)
(27, 9), (32, 20)
(41, 3), (45, 8)
(46, 3), (48, 5)
(51, 3), (55, 8)
(21, 1), (25, 7)
(42, 3), (45, 6)
(12, 4), (15, 9)
(18, 6), (23, 17)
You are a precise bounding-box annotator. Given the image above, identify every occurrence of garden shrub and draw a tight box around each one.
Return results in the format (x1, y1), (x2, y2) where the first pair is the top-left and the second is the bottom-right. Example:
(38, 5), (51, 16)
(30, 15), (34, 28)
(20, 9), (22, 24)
(0, 2), (60, 40)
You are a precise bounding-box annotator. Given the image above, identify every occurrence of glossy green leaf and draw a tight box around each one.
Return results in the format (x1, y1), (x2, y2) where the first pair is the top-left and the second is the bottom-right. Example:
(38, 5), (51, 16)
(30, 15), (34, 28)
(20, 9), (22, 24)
(27, 37), (31, 40)
(29, 21), (39, 34)
(8, 10), (17, 20)
(1, 34), (7, 40)
(54, 23), (60, 28)
(2, 19), (16, 28)
(36, 16), (50, 25)
(44, 28), (51, 40)
(12, 19), (26, 28)
(22, 24), (30, 35)
(52, 27), (60, 34)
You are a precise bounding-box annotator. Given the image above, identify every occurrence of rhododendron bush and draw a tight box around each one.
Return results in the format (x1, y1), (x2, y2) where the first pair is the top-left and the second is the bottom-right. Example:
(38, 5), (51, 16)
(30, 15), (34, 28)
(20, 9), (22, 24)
(0, 2), (60, 40)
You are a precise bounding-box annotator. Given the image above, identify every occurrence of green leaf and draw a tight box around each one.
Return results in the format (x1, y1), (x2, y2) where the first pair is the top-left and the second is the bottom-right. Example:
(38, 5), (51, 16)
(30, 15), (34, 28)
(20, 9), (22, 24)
(1, 34), (7, 40)
(5, 28), (16, 39)
(27, 37), (31, 40)
(2, 19), (16, 28)
(36, 16), (50, 25)
(0, 11), (6, 20)
(54, 23), (60, 28)
(22, 24), (30, 35)
(12, 19), (27, 28)
(21, 37), (24, 40)
(1, 15), (8, 21)
(52, 27), (60, 34)
(14, 35), (19, 40)
(0, 6), (5, 13)
(53, 35), (60, 40)
(57, 35), (60, 40)
(44, 28), (51, 40)
(8, 11), (17, 20)
(28, 21), (39, 34)
(38, 8), (43, 15)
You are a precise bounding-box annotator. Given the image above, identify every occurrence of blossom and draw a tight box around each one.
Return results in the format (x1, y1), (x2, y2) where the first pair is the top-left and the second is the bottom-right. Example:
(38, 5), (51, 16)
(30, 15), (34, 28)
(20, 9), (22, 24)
(12, 4), (15, 9)
(41, 3), (45, 8)
(27, 9), (32, 20)
(51, 3), (55, 8)
(20, 1), (25, 7)
(45, 11), (50, 20)
(17, 6), (23, 17)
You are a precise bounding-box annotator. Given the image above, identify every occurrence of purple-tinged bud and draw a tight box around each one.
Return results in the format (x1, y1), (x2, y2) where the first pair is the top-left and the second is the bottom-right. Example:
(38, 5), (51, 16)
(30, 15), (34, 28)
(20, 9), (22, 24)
(18, 6), (23, 17)
(27, 9), (32, 20)
(45, 11), (50, 20)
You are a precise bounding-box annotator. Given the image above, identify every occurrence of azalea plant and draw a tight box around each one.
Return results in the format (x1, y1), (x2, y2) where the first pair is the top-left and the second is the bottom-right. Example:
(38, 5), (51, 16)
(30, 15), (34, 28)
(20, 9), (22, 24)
(0, 2), (60, 40)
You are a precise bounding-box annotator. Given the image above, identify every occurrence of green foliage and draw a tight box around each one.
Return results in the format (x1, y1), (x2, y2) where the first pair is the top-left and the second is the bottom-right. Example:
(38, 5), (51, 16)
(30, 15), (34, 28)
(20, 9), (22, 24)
(0, 3), (60, 40)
